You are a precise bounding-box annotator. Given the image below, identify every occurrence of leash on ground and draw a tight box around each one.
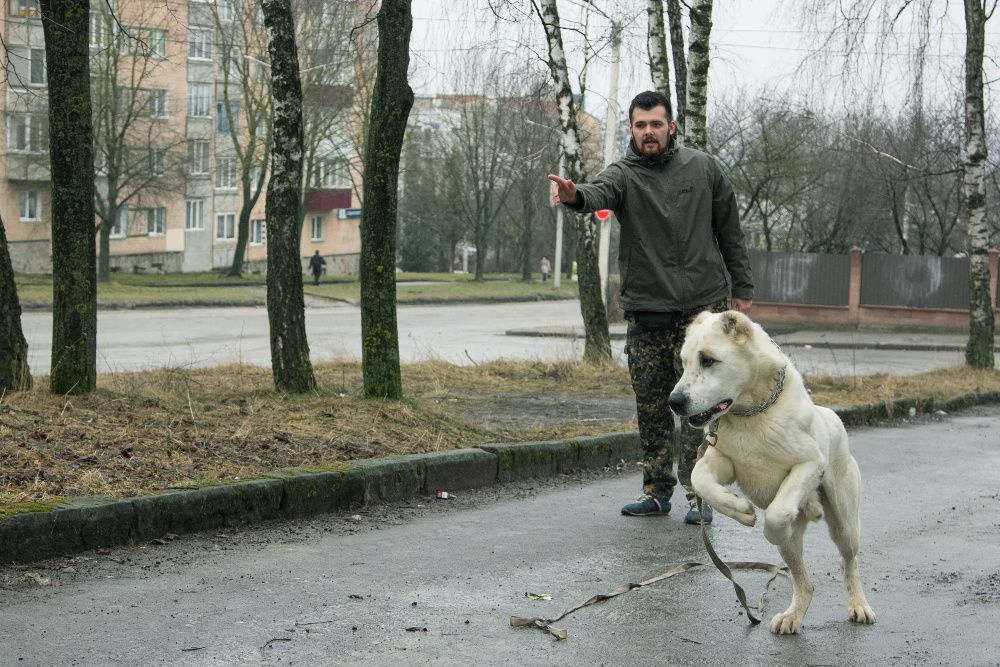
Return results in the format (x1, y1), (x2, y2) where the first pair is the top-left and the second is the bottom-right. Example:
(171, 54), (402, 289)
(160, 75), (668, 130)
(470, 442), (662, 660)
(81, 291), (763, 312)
(510, 559), (786, 640)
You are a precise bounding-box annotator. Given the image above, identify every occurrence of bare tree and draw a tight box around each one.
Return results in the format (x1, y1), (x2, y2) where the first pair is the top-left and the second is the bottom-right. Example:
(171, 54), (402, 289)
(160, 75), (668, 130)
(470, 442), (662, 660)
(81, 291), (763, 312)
(646, 0), (671, 102)
(214, 0), (274, 277)
(684, 0), (712, 150)
(359, 0), (414, 399)
(666, 0), (687, 135)
(91, 5), (186, 281)
(40, 0), (97, 394)
(0, 215), (31, 391)
(532, 0), (611, 363)
(261, 0), (315, 393)
(963, 0), (994, 368)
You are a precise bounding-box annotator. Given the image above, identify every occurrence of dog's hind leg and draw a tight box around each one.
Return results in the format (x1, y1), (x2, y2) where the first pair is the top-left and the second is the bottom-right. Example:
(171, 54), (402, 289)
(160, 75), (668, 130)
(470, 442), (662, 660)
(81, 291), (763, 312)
(821, 457), (876, 625)
(770, 513), (812, 635)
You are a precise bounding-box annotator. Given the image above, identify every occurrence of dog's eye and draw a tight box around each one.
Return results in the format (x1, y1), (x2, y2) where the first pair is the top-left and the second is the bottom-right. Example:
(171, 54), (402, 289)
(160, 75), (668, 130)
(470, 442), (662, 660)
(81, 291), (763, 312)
(700, 355), (716, 368)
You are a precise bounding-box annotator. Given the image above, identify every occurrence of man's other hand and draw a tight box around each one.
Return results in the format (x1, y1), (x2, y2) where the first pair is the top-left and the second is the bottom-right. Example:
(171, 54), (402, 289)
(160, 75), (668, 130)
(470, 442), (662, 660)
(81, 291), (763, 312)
(547, 174), (578, 206)
(731, 298), (752, 314)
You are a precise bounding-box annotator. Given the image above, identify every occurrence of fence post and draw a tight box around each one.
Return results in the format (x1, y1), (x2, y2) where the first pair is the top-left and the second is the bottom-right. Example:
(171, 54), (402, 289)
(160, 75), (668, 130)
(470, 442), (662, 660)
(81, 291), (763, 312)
(849, 246), (862, 327)
(990, 248), (999, 309)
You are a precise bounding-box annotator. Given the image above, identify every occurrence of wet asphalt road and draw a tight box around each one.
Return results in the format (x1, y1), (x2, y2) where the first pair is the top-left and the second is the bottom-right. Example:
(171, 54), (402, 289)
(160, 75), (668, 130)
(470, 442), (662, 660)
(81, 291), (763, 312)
(18, 301), (979, 377)
(2, 406), (1000, 666)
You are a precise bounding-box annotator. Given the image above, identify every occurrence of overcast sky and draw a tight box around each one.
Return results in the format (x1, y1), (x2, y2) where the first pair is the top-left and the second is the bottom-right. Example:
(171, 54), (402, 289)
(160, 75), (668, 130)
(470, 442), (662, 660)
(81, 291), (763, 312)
(405, 0), (999, 125)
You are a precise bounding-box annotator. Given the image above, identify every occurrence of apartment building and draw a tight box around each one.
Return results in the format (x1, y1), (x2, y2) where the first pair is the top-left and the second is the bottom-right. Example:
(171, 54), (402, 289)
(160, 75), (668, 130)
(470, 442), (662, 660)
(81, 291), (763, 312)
(1, 0), (362, 275)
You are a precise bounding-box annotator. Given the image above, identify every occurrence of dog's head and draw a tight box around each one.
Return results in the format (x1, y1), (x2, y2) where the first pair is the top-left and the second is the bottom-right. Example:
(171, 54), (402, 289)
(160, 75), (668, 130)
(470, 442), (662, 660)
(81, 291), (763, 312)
(668, 310), (755, 427)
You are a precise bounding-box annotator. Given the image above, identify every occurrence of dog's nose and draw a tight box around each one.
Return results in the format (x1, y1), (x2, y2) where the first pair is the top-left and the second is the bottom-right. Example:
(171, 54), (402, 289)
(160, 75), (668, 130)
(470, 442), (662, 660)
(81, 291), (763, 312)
(667, 392), (687, 415)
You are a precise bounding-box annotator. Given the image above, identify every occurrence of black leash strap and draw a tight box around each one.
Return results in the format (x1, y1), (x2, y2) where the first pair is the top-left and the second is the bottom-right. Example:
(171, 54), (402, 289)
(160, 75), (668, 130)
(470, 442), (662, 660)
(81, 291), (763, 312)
(697, 496), (763, 624)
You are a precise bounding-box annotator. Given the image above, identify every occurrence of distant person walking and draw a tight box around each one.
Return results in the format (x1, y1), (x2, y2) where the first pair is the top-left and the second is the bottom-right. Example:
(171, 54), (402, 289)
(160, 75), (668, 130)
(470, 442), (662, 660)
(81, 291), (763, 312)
(308, 250), (326, 285)
(540, 256), (551, 282)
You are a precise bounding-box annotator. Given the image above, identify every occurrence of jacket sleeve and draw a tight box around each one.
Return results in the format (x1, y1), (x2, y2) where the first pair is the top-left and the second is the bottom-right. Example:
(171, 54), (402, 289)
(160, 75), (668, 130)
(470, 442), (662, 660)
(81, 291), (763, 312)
(563, 164), (625, 213)
(711, 160), (754, 301)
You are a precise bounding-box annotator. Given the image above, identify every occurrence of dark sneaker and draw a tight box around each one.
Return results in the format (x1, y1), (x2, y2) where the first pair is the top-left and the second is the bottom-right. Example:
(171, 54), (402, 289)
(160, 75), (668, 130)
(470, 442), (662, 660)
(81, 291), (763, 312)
(621, 495), (671, 516)
(684, 501), (713, 525)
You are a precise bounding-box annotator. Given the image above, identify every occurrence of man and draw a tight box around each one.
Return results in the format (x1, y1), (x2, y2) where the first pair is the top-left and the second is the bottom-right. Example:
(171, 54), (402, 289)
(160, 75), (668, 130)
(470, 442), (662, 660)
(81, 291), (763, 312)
(547, 90), (753, 524)
(308, 250), (326, 285)
(540, 256), (551, 282)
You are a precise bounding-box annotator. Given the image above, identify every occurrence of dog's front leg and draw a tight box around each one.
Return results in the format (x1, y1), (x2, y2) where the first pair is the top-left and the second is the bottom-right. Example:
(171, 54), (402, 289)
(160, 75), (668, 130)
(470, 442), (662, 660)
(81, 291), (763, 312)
(691, 449), (756, 527)
(763, 460), (823, 546)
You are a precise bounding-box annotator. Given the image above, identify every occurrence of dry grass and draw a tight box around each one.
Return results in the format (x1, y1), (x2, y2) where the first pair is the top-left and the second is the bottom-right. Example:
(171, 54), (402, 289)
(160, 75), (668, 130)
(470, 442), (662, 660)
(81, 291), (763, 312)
(2, 360), (998, 510)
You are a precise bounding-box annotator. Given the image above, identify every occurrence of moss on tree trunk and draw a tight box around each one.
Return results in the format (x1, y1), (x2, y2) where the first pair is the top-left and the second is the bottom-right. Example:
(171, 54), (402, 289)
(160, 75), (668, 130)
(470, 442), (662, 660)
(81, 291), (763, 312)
(41, 0), (97, 394)
(359, 0), (414, 399)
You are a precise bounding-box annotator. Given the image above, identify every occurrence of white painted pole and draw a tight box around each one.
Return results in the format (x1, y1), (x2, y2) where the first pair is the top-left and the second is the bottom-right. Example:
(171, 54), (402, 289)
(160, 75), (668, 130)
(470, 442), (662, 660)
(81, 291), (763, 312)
(553, 155), (564, 289)
(597, 23), (622, 304)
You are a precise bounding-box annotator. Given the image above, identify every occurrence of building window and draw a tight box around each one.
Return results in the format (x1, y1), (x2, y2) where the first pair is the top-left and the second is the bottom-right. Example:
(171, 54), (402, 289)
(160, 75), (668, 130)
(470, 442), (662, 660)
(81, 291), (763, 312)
(149, 148), (166, 176)
(90, 12), (110, 47)
(311, 215), (325, 241)
(188, 28), (213, 60)
(19, 191), (40, 221)
(311, 159), (349, 188)
(111, 205), (129, 238)
(215, 212), (236, 240)
(5, 48), (46, 86)
(147, 89), (168, 118)
(216, 99), (239, 134)
(146, 208), (166, 236)
(187, 139), (210, 175)
(120, 27), (166, 58)
(217, 45), (241, 81)
(185, 198), (205, 231)
(250, 218), (266, 245)
(7, 114), (47, 153)
(187, 82), (212, 117)
(217, 0), (233, 21)
(9, 0), (40, 17)
(215, 157), (238, 190)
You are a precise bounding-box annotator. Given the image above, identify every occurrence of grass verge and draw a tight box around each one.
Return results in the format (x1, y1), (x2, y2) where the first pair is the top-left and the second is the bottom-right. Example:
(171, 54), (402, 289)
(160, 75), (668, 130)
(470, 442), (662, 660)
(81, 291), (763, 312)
(2, 360), (999, 517)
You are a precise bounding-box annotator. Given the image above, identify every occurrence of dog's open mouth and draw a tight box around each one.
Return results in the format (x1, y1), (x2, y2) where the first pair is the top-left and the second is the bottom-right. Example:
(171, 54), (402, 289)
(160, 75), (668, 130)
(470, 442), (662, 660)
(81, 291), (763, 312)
(687, 399), (734, 427)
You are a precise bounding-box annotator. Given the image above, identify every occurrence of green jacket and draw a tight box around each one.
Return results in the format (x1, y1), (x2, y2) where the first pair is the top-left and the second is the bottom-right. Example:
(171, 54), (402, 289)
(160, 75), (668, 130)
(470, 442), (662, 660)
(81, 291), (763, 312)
(568, 142), (753, 312)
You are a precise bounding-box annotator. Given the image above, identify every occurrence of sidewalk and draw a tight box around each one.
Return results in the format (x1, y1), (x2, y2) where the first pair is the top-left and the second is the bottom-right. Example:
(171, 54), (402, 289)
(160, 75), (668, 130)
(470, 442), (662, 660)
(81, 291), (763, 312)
(505, 323), (1000, 352)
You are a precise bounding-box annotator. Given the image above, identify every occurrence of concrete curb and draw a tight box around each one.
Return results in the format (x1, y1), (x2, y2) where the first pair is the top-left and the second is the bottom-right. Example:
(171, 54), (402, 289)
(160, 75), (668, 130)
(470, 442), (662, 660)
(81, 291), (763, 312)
(3, 393), (999, 564)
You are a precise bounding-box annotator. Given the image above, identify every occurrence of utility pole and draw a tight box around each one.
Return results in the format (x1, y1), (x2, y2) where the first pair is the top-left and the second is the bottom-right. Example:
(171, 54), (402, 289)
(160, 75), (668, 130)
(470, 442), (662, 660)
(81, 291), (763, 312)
(553, 155), (564, 288)
(597, 21), (622, 304)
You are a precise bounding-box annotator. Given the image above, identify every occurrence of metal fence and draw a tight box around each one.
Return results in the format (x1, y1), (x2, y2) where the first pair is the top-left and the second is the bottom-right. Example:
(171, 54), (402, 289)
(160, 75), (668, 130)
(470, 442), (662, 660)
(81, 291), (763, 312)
(749, 250), (850, 306)
(860, 253), (969, 310)
(749, 250), (998, 310)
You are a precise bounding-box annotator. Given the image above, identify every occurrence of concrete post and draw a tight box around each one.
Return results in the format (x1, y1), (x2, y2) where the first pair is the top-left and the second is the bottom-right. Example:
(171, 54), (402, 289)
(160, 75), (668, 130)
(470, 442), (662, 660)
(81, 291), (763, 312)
(849, 246), (862, 326)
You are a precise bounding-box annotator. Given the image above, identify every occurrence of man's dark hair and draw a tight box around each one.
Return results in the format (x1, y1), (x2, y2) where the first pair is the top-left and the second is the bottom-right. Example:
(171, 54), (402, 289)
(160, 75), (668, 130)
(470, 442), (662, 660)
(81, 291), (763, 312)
(628, 91), (673, 123)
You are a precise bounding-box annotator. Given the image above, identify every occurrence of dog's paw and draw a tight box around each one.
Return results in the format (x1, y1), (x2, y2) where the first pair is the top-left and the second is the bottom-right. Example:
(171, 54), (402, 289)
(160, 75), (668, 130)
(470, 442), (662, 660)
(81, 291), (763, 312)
(770, 610), (803, 635)
(848, 600), (876, 625)
(726, 497), (756, 526)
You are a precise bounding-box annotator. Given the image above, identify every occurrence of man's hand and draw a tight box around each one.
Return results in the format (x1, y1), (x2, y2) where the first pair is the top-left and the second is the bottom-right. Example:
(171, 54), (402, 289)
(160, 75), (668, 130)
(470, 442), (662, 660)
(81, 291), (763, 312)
(731, 298), (752, 314)
(547, 174), (578, 206)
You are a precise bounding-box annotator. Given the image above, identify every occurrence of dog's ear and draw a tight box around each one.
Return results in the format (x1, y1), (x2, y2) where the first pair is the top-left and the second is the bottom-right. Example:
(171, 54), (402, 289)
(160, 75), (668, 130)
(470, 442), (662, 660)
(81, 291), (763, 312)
(721, 310), (752, 345)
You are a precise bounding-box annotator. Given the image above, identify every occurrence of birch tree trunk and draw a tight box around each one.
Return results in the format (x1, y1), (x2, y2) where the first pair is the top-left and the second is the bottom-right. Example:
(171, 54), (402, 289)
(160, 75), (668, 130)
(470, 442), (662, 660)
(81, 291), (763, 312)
(666, 0), (687, 137)
(535, 0), (611, 364)
(359, 0), (414, 398)
(646, 0), (671, 105)
(685, 0), (713, 150)
(963, 0), (994, 368)
(261, 0), (316, 393)
(41, 0), (97, 395)
(0, 217), (31, 391)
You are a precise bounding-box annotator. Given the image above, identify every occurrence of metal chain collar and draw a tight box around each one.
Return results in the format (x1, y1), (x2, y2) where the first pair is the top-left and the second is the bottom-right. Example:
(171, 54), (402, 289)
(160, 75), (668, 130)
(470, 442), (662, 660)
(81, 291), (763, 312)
(730, 364), (788, 417)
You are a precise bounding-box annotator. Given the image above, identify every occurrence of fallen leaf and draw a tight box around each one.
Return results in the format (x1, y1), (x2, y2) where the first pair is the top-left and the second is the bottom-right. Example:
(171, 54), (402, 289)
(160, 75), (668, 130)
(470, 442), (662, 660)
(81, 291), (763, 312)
(348, 594), (364, 601)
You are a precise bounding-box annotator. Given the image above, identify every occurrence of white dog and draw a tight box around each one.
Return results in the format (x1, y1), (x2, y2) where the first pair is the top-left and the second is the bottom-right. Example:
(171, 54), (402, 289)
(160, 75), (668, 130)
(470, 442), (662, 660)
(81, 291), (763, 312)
(668, 310), (876, 634)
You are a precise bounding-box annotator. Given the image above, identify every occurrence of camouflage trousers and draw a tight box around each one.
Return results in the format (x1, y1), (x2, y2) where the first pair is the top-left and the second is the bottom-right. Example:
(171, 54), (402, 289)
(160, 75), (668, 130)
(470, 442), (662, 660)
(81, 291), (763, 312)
(625, 299), (730, 501)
